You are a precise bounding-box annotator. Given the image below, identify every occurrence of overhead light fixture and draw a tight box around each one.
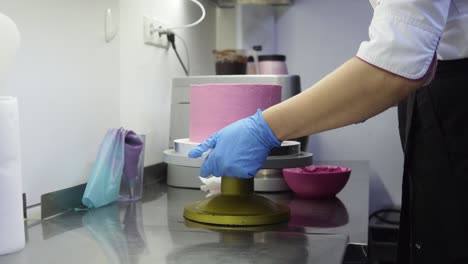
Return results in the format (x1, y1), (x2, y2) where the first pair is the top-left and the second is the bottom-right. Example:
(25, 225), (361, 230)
(237, 0), (292, 4)
(211, 0), (292, 8)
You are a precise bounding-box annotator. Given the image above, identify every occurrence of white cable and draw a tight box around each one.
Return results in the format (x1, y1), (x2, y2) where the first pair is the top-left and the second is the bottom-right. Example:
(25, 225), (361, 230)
(173, 0), (205, 29)
(153, 0), (206, 31)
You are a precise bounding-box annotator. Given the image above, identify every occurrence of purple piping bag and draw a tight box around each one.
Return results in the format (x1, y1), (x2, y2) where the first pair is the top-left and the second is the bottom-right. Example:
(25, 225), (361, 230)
(123, 131), (144, 198)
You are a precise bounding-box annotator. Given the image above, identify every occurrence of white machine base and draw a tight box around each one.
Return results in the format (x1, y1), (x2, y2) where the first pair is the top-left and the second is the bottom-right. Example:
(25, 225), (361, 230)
(164, 138), (312, 192)
(166, 164), (291, 192)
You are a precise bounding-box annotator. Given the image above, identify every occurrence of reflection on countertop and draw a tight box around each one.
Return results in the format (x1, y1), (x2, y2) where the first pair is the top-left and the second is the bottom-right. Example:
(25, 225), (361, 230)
(0, 161), (369, 264)
(289, 197), (349, 228)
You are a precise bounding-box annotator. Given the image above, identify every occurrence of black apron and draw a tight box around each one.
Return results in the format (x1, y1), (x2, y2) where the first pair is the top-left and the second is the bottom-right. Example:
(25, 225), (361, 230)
(397, 58), (468, 264)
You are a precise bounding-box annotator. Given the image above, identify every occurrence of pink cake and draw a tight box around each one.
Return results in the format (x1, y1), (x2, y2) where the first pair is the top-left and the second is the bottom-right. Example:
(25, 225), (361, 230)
(189, 84), (282, 143)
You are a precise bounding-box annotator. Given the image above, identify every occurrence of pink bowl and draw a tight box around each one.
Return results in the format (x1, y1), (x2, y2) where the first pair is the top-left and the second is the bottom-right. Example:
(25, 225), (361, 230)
(283, 165), (351, 199)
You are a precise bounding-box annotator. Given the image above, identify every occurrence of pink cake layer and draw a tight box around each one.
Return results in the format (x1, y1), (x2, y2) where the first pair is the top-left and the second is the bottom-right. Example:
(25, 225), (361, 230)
(190, 83), (282, 143)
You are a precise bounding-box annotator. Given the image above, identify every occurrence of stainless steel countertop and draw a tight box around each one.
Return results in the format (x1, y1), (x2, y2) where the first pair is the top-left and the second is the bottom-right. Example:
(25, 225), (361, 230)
(0, 161), (369, 264)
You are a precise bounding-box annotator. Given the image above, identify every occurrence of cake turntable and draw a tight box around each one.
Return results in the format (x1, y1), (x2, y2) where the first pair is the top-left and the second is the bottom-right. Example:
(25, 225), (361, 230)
(163, 81), (313, 226)
(164, 139), (314, 226)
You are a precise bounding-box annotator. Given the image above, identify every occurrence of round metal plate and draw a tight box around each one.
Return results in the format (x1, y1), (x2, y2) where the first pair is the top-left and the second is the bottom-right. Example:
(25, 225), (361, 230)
(174, 138), (198, 155)
(163, 149), (313, 169)
(269, 141), (300, 156)
(173, 138), (300, 156)
(264, 152), (313, 169)
(255, 169), (283, 179)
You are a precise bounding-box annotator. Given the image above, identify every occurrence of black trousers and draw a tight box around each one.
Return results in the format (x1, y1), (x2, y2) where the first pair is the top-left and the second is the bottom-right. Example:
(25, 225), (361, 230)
(397, 58), (468, 264)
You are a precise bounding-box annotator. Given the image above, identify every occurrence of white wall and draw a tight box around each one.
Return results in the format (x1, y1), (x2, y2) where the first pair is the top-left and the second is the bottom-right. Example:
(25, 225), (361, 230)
(119, 0), (216, 166)
(276, 0), (403, 212)
(0, 0), (121, 205)
(237, 5), (276, 53)
(216, 8), (237, 49)
(1, 0), (216, 206)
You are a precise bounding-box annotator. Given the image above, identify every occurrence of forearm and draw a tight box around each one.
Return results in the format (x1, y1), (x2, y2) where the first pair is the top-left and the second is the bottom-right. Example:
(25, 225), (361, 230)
(263, 57), (423, 141)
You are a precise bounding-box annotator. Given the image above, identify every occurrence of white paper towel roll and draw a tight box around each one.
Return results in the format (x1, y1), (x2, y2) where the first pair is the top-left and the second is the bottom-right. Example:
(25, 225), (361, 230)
(0, 13), (21, 80)
(0, 97), (25, 255)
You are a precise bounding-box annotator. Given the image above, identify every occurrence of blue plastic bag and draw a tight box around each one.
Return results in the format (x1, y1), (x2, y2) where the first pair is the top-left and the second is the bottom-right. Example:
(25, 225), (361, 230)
(82, 128), (138, 208)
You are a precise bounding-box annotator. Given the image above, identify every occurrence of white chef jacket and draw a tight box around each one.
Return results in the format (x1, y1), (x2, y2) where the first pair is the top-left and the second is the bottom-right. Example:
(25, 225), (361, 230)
(357, 0), (468, 80)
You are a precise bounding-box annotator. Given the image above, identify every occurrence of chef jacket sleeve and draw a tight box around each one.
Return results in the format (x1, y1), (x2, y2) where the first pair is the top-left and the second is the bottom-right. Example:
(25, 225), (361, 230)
(356, 0), (451, 80)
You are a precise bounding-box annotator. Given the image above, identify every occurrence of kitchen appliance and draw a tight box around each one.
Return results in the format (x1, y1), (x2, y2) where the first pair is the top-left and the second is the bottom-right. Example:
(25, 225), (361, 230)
(165, 75), (312, 192)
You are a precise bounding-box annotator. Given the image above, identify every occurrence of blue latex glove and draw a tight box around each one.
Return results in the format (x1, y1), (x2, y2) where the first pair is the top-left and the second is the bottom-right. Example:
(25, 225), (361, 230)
(188, 109), (281, 178)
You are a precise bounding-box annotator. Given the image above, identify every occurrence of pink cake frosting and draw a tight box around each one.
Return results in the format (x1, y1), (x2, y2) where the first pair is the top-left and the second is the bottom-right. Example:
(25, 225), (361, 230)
(189, 83), (282, 143)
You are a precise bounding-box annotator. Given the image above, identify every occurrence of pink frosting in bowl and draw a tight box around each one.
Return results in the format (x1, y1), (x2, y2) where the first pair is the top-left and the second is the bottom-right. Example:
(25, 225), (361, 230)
(283, 165), (351, 199)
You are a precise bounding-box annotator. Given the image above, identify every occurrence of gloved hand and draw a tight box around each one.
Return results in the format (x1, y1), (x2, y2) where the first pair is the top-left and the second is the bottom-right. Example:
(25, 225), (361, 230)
(188, 109), (281, 178)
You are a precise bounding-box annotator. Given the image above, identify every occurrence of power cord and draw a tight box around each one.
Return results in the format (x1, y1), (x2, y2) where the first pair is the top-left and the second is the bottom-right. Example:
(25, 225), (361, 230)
(369, 208), (401, 225)
(174, 32), (191, 74)
(165, 31), (190, 76)
(148, 0), (202, 75)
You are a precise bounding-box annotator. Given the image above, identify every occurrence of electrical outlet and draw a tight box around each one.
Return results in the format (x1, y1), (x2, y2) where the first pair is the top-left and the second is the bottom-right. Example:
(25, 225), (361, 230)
(143, 16), (169, 48)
